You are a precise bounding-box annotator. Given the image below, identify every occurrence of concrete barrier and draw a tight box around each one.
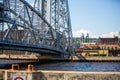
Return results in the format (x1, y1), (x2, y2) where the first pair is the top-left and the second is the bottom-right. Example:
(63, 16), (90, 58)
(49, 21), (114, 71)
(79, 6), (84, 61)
(0, 70), (120, 80)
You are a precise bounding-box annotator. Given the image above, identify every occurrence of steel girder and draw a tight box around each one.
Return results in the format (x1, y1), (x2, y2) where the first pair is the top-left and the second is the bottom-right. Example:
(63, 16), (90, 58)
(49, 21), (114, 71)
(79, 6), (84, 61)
(0, 0), (74, 56)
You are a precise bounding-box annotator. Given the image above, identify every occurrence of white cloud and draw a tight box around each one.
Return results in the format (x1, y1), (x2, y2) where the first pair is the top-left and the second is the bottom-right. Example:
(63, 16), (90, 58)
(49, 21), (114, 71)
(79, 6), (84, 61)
(100, 32), (119, 38)
(72, 29), (90, 37)
(73, 29), (120, 38)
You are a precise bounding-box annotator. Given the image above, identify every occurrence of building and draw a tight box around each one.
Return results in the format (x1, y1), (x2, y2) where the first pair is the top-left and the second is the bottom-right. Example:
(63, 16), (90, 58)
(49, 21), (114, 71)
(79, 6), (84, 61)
(99, 37), (119, 50)
(74, 36), (120, 56)
(99, 37), (118, 45)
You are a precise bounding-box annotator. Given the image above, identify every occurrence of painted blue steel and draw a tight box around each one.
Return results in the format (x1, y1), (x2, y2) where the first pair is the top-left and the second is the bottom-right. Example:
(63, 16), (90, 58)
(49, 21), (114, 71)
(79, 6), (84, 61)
(0, 0), (73, 57)
(0, 40), (68, 55)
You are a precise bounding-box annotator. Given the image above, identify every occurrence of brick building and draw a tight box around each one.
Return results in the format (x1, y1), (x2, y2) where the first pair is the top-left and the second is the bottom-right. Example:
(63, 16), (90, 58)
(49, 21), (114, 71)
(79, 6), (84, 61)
(99, 37), (118, 45)
(99, 37), (120, 50)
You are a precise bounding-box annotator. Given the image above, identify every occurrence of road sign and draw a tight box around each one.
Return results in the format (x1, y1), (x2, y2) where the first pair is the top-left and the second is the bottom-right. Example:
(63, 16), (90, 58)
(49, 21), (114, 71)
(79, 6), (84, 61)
(13, 76), (26, 80)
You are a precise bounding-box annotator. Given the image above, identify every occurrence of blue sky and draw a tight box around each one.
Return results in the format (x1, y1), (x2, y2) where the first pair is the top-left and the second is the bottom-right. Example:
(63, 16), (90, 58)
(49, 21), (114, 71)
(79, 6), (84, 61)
(69, 0), (120, 38)
(27, 0), (120, 38)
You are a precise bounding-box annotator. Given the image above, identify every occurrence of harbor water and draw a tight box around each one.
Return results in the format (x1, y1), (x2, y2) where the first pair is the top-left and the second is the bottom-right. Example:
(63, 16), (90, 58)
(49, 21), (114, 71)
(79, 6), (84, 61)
(29, 62), (120, 72)
(0, 60), (120, 72)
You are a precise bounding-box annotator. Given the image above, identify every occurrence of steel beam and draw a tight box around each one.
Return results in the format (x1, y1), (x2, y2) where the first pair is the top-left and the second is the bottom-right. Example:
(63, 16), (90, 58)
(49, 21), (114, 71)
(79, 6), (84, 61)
(0, 0), (74, 57)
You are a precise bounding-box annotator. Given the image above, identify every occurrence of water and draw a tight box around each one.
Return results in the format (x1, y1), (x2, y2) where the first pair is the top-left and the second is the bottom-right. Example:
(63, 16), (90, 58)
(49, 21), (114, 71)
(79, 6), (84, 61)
(0, 60), (25, 64)
(33, 62), (120, 72)
(0, 60), (120, 72)
(0, 60), (33, 69)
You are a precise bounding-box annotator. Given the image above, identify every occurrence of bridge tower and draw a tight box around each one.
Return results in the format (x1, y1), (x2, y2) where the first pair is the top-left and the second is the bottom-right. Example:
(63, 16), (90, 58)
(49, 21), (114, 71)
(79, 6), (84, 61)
(0, 0), (74, 58)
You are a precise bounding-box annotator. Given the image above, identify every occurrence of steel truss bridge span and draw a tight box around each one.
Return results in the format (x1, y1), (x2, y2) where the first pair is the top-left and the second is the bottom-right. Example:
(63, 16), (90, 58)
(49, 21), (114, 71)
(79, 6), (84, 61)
(0, 0), (74, 57)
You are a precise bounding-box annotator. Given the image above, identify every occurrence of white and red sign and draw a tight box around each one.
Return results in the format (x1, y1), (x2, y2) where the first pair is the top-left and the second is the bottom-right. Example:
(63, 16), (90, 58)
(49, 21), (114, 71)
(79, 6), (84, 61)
(13, 76), (26, 80)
